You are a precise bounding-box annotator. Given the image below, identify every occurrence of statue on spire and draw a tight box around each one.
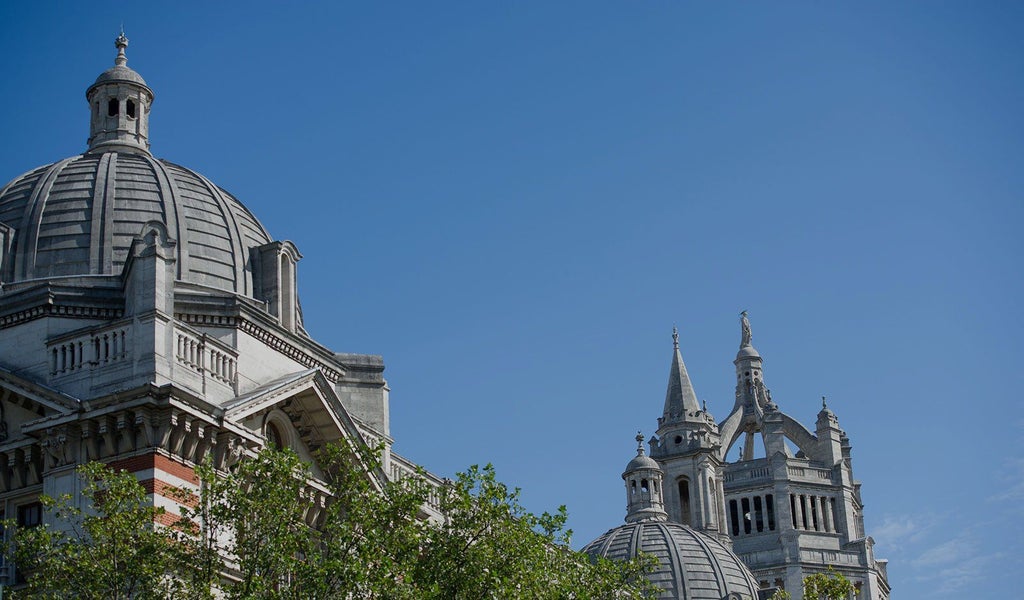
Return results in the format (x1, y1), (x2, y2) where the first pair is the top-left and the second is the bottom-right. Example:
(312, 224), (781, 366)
(740, 310), (752, 348)
(672, 326), (679, 350)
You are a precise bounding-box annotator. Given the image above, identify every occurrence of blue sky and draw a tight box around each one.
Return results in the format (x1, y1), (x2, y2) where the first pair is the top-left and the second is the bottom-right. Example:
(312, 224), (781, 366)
(1, 2), (1021, 597)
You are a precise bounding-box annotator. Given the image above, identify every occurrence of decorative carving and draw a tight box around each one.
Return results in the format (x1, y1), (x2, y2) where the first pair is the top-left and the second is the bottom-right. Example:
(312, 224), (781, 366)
(41, 427), (69, 468)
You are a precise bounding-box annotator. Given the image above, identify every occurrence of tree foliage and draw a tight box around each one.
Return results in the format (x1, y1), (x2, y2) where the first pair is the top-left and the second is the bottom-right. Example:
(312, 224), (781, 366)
(801, 567), (853, 600)
(6, 442), (655, 599)
(5, 462), (176, 599)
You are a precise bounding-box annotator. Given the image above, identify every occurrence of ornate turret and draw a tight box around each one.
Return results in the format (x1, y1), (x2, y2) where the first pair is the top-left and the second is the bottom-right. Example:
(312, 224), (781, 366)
(86, 32), (154, 153)
(623, 432), (668, 523)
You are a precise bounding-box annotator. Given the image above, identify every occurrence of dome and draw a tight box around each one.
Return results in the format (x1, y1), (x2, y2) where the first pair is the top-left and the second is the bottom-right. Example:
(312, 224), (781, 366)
(0, 152), (272, 296)
(91, 64), (148, 88)
(736, 344), (761, 360)
(625, 452), (660, 472)
(583, 521), (761, 599)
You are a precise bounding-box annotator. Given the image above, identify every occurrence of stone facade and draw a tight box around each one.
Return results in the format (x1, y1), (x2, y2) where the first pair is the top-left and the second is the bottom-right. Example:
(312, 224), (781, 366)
(0, 34), (442, 585)
(639, 314), (891, 599)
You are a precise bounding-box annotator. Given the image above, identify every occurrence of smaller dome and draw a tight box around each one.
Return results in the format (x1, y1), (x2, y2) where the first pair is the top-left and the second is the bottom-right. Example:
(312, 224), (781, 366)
(625, 453), (660, 472)
(584, 521), (761, 599)
(92, 65), (148, 87)
(736, 344), (761, 360)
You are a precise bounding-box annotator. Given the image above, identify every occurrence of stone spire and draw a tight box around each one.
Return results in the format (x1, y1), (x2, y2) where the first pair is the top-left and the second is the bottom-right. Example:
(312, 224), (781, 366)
(86, 32), (155, 154)
(622, 432), (668, 523)
(115, 30), (129, 66)
(662, 327), (701, 423)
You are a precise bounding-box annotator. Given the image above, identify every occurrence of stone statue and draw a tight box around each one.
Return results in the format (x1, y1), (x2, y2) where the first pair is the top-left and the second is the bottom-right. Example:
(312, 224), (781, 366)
(740, 310), (752, 347)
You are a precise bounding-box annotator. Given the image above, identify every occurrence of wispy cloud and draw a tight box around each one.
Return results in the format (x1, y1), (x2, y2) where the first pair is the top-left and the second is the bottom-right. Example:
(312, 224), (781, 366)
(872, 512), (937, 555)
(912, 536), (974, 567)
(988, 457), (1024, 509)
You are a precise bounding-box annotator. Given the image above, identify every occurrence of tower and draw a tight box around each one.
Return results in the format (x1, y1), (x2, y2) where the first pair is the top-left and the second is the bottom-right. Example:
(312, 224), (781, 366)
(714, 314), (889, 599)
(649, 328), (730, 544)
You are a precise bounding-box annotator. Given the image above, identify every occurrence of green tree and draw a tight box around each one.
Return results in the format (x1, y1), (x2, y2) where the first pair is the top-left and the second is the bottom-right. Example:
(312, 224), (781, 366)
(172, 446), (318, 600)
(414, 463), (655, 599)
(9, 444), (654, 599)
(802, 567), (853, 600)
(5, 462), (177, 600)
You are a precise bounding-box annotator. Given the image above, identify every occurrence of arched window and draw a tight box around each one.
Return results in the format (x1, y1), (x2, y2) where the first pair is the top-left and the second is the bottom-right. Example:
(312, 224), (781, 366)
(266, 422), (284, 449)
(678, 478), (692, 526)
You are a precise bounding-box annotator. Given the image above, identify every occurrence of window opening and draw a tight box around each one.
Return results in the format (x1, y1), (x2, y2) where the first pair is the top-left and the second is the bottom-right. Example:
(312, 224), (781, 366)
(766, 494), (776, 530)
(754, 496), (764, 532)
(266, 422), (284, 449)
(640, 479), (649, 493)
(678, 479), (692, 526)
(17, 503), (42, 528)
(729, 499), (740, 536)
(107, 98), (119, 117)
(741, 497), (752, 534)
(126, 99), (136, 119)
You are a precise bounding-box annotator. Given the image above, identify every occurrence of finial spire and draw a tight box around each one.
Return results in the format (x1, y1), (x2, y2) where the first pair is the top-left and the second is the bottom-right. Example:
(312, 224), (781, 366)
(822, 395), (828, 409)
(672, 326), (679, 350)
(115, 30), (129, 67)
(635, 431), (645, 455)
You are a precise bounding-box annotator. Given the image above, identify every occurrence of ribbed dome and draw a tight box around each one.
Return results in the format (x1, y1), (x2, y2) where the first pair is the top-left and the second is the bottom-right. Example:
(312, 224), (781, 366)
(583, 521), (760, 599)
(91, 64), (148, 88)
(625, 452), (660, 472)
(0, 152), (271, 296)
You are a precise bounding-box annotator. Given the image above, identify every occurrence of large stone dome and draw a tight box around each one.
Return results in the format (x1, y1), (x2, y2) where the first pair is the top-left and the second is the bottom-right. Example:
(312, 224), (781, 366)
(0, 33), (272, 298)
(0, 152), (271, 296)
(583, 521), (761, 599)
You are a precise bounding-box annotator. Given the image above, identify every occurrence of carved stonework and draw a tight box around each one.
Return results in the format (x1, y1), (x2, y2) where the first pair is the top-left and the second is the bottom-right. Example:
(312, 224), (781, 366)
(41, 427), (70, 469)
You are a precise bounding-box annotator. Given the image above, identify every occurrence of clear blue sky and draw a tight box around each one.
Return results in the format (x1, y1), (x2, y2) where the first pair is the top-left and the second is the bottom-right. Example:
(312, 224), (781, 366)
(1, 2), (1020, 597)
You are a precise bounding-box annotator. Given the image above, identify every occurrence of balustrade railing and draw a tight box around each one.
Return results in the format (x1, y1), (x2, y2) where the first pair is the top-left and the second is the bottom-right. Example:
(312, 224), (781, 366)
(49, 325), (130, 376)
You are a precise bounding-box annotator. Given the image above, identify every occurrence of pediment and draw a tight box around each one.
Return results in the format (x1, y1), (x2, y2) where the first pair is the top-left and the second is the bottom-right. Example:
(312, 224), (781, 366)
(222, 369), (386, 486)
(0, 368), (79, 445)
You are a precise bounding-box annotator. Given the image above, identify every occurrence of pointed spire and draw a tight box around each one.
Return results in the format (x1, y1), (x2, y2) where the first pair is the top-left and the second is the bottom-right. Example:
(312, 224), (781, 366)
(663, 327), (701, 422)
(115, 31), (129, 67)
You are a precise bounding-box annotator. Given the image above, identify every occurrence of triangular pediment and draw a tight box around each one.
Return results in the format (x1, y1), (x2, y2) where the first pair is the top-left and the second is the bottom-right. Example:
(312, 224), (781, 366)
(222, 369), (387, 486)
(0, 367), (79, 445)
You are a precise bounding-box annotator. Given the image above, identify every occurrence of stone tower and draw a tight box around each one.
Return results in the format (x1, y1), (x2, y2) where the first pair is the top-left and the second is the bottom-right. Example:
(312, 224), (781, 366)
(649, 328), (730, 545)
(714, 314), (890, 598)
